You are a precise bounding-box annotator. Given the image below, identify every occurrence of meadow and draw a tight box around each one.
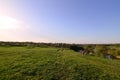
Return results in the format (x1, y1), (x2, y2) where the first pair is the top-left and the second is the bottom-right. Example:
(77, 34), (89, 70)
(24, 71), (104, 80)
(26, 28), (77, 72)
(0, 46), (120, 80)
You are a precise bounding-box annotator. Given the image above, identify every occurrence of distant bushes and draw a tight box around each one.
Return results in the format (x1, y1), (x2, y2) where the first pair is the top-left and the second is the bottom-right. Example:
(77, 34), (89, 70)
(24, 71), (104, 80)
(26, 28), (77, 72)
(70, 45), (84, 52)
(70, 45), (120, 59)
(95, 45), (120, 59)
(95, 46), (109, 57)
(107, 49), (120, 59)
(0, 41), (71, 48)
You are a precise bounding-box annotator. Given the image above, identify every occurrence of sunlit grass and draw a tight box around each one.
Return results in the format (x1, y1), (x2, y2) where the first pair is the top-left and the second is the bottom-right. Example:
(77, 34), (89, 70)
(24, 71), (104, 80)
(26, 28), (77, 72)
(0, 47), (120, 80)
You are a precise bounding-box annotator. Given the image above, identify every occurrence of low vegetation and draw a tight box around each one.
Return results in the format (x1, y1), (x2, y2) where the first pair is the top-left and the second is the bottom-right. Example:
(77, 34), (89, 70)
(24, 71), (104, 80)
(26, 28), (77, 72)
(0, 46), (120, 80)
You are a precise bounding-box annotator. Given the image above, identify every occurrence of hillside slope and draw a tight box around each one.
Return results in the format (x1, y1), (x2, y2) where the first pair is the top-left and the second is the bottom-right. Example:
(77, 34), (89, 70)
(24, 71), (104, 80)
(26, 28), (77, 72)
(0, 47), (120, 80)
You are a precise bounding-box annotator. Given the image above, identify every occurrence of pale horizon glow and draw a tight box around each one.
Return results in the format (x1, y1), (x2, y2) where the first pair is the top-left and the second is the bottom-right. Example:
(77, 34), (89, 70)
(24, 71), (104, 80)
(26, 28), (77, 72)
(0, 15), (21, 29)
(0, 15), (50, 42)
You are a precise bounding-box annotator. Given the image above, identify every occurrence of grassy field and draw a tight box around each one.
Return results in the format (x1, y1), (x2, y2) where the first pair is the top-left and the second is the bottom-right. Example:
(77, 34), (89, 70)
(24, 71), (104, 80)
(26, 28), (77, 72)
(0, 47), (120, 80)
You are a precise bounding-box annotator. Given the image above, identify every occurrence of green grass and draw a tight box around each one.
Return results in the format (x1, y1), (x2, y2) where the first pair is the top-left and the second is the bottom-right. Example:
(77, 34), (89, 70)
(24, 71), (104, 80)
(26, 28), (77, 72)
(0, 47), (120, 80)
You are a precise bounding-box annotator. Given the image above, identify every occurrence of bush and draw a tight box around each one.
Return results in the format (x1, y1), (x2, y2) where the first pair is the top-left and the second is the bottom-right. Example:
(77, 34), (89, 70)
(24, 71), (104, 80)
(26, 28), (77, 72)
(108, 49), (120, 58)
(95, 46), (109, 57)
(70, 45), (84, 52)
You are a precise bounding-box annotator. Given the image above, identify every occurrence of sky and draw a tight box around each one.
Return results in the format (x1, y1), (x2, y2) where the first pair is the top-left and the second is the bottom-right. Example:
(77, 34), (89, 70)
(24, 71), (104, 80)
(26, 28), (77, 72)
(0, 0), (120, 44)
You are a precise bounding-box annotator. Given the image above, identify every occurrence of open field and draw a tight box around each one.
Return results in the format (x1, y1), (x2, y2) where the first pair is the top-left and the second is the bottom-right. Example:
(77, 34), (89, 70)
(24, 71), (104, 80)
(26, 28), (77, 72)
(0, 47), (120, 80)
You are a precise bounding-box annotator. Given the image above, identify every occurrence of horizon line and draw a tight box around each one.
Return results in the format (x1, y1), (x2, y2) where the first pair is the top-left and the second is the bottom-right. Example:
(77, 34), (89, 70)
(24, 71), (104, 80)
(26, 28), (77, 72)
(0, 41), (120, 45)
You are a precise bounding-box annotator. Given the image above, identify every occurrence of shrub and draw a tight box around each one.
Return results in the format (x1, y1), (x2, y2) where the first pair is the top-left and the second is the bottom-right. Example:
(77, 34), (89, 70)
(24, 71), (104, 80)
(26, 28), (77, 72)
(70, 45), (84, 52)
(95, 46), (109, 57)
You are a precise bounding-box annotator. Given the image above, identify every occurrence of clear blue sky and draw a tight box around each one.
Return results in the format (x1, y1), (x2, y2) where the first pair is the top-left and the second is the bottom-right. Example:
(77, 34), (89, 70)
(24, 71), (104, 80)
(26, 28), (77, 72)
(0, 0), (120, 43)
